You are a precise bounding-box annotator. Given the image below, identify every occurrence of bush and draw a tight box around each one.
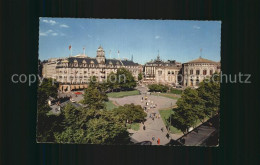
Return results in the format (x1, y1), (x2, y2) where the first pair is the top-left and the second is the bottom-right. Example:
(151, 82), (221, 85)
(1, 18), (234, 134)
(148, 84), (169, 93)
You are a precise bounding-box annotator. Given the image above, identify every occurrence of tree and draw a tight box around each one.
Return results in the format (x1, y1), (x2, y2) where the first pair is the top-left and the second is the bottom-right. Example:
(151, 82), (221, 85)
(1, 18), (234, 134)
(170, 74), (220, 133)
(107, 72), (119, 92)
(116, 68), (137, 90)
(138, 73), (143, 81)
(54, 104), (130, 144)
(82, 80), (108, 110)
(113, 104), (146, 123)
(170, 88), (205, 133)
(37, 78), (58, 106)
(37, 78), (60, 142)
(148, 84), (169, 93)
(197, 73), (220, 117)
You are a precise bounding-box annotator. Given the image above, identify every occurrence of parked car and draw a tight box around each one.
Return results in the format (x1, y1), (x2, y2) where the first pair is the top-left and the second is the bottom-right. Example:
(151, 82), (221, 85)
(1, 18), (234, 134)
(176, 85), (182, 88)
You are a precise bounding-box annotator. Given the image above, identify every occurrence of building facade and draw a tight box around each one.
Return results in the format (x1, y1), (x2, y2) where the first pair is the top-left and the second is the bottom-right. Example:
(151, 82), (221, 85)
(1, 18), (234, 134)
(182, 57), (220, 87)
(143, 54), (182, 85)
(42, 46), (141, 92)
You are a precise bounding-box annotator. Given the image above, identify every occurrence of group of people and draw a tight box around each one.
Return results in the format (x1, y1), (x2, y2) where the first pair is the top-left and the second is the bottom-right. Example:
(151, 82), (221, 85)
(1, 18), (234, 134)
(152, 136), (161, 145)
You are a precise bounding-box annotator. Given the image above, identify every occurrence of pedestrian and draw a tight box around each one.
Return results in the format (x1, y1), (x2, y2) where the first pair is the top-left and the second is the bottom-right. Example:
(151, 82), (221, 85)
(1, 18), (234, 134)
(161, 127), (164, 132)
(143, 125), (146, 130)
(152, 136), (155, 141)
(166, 133), (170, 139)
(152, 117), (154, 121)
(157, 138), (160, 145)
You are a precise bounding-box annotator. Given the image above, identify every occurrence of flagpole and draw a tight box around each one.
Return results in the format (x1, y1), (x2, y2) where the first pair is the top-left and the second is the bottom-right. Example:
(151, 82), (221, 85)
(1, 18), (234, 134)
(69, 45), (72, 57)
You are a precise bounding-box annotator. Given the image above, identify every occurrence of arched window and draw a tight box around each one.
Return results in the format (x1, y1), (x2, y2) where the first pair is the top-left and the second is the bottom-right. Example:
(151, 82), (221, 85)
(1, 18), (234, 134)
(203, 70), (207, 75)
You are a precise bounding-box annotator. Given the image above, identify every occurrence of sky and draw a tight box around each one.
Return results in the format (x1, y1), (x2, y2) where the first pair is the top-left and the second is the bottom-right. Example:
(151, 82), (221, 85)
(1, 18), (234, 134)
(39, 18), (221, 64)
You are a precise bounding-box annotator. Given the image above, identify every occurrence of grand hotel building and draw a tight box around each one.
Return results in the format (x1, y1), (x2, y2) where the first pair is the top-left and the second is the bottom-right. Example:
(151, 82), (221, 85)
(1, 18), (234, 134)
(42, 46), (142, 92)
(42, 46), (220, 91)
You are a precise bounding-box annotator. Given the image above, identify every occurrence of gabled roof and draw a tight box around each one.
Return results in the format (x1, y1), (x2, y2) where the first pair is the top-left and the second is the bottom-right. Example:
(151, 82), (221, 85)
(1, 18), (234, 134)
(185, 57), (217, 64)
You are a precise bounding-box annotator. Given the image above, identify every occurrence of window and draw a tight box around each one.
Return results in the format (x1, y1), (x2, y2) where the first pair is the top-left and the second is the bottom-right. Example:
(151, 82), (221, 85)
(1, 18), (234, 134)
(172, 71), (174, 74)
(190, 70), (193, 75)
(196, 70), (200, 75)
(196, 79), (200, 86)
(203, 70), (207, 75)
(210, 70), (213, 75)
(168, 71), (170, 74)
(158, 71), (162, 75)
(84, 71), (87, 74)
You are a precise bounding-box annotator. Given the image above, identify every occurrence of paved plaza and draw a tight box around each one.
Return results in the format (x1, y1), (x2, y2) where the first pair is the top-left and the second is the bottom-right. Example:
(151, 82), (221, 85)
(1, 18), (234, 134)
(110, 86), (182, 145)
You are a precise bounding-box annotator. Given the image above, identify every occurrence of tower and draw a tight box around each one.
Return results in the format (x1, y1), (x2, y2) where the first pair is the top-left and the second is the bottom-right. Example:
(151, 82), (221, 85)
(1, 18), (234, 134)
(96, 45), (105, 63)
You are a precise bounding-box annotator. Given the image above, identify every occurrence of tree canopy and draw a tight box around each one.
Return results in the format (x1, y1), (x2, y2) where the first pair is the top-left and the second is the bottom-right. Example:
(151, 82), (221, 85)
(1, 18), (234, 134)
(107, 68), (137, 91)
(82, 76), (108, 110)
(170, 74), (220, 133)
(148, 84), (169, 93)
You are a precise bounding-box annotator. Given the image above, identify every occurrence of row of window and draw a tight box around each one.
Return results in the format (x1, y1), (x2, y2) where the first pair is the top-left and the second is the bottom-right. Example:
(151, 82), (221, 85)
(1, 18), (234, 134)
(189, 69), (214, 75)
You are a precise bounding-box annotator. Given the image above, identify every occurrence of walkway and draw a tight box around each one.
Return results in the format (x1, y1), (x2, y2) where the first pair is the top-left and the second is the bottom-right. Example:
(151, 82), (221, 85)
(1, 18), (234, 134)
(109, 85), (179, 145)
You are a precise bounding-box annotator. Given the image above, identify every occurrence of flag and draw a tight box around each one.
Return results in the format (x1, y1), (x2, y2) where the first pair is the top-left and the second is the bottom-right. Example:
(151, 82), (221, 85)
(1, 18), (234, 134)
(69, 45), (71, 50)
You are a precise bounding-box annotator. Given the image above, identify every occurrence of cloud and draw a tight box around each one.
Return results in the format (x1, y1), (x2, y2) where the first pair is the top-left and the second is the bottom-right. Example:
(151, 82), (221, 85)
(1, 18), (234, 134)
(193, 25), (201, 30)
(39, 32), (47, 36)
(60, 24), (69, 28)
(51, 33), (58, 36)
(155, 35), (160, 39)
(42, 19), (57, 25)
(39, 29), (60, 36)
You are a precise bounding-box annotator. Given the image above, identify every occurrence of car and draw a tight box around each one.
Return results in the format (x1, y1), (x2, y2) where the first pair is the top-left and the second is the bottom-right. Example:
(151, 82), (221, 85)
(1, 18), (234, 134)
(176, 85), (182, 88)
(136, 141), (152, 145)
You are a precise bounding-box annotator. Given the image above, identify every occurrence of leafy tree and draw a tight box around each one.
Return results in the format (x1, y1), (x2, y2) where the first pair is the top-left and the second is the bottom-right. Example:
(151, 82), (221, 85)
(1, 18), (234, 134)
(84, 118), (130, 144)
(116, 68), (137, 90)
(37, 78), (58, 106)
(113, 104), (146, 123)
(82, 80), (108, 110)
(138, 73), (143, 81)
(197, 73), (220, 117)
(170, 88), (205, 133)
(170, 74), (220, 133)
(148, 84), (169, 93)
(107, 72), (119, 92)
(37, 78), (60, 141)
(54, 104), (130, 144)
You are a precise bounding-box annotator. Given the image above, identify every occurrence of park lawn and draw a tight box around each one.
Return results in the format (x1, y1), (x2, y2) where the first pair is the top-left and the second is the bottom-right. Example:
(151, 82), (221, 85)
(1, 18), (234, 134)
(152, 93), (180, 100)
(159, 108), (182, 134)
(170, 88), (183, 95)
(126, 123), (140, 131)
(107, 90), (140, 98)
(105, 100), (118, 110)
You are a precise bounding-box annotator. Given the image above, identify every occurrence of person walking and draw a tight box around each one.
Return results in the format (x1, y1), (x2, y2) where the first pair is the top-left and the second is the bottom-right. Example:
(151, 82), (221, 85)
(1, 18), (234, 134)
(143, 125), (146, 130)
(152, 136), (155, 141)
(161, 127), (164, 132)
(157, 138), (160, 145)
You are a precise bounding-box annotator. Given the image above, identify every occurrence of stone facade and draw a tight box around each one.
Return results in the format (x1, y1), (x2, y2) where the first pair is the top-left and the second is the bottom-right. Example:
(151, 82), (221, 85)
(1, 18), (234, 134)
(182, 57), (220, 87)
(143, 54), (182, 85)
(42, 46), (142, 92)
